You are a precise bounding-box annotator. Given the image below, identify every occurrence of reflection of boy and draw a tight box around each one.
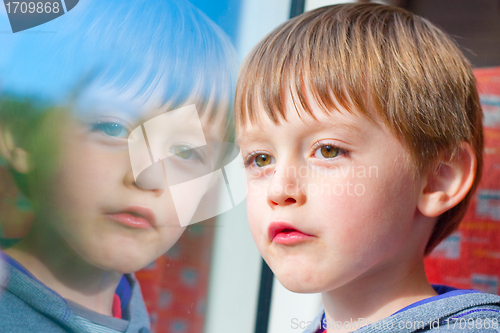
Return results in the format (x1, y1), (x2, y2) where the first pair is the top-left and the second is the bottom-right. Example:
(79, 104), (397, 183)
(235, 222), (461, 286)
(0, 0), (235, 332)
(235, 4), (500, 333)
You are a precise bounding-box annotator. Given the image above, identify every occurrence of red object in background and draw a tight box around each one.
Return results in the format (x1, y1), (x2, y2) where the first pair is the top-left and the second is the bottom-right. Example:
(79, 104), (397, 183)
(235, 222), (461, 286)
(135, 223), (215, 333)
(425, 67), (500, 295)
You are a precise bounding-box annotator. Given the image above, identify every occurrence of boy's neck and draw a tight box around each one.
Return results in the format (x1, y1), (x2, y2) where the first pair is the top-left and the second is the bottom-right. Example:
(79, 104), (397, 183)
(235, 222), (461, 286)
(322, 260), (437, 333)
(3, 229), (122, 317)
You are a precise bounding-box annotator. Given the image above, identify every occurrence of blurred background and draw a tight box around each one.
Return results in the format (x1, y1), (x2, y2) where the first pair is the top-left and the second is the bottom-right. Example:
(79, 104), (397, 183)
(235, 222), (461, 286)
(0, 1), (499, 333)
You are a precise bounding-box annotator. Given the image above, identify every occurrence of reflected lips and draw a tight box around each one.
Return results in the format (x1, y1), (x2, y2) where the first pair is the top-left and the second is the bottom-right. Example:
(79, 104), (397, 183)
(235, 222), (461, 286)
(107, 206), (155, 229)
(268, 222), (314, 245)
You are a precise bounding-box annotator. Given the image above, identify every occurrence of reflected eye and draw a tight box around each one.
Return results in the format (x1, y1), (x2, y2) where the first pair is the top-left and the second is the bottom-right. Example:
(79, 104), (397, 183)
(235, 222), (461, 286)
(315, 145), (340, 158)
(170, 145), (193, 160)
(91, 121), (129, 138)
(169, 144), (205, 162)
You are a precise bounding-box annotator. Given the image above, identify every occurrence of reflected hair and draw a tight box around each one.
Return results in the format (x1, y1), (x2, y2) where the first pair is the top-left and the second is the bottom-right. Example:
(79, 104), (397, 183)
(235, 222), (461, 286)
(1, 0), (237, 133)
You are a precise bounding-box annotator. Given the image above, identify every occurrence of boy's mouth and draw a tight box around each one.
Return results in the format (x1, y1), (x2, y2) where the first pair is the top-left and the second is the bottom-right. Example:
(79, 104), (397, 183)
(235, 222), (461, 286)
(106, 206), (156, 229)
(268, 222), (314, 244)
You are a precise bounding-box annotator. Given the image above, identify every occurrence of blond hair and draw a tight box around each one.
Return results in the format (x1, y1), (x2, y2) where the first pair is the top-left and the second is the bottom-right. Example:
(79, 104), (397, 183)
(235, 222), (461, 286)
(235, 3), (483, 254)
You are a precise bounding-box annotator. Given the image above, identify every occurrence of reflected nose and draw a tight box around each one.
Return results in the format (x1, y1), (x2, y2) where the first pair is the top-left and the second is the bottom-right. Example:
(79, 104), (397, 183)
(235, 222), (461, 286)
(134, 161), (167, 190)
(124, 160), (166, 196)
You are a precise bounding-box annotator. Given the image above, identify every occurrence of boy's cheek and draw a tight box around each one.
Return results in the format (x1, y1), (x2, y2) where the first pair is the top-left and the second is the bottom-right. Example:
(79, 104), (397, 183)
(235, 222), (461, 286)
(246, 195), (266, 235)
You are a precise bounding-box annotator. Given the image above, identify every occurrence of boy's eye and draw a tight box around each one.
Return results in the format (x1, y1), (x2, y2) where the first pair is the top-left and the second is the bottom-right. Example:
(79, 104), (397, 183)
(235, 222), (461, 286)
(255, 154), (272, 167)
(315, 145), (340, 158)
(312, 142), (347, 160)
(245, 152), (275, 168)
(91, 121), (129, 138)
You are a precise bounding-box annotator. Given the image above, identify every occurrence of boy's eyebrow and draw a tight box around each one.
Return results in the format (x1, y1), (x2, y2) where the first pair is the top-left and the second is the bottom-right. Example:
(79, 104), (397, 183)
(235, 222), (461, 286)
(302, 119), (362, 136)
(237, 119), (363, 146)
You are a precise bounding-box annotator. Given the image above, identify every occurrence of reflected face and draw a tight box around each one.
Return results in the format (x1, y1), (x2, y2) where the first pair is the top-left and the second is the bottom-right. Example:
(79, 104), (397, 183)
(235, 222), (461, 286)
(32, 99), (217, 273)
(237, 97), (424, 293)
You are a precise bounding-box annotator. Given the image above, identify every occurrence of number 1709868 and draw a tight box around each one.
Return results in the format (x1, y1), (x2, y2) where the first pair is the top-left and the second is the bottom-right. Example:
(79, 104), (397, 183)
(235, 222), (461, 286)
(5, 2), (60, 14)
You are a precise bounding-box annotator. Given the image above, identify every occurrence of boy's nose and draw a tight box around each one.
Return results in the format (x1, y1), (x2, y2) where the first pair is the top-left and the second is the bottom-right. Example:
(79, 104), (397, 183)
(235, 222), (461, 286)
(266, 166), (306, 207)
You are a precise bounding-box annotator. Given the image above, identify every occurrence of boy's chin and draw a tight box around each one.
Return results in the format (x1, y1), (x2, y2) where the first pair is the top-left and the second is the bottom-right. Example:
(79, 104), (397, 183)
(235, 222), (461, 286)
(273, 268), (328, 294)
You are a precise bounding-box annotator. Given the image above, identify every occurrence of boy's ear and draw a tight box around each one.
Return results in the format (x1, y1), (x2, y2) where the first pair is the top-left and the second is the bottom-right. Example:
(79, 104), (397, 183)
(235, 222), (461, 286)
(417, 142), (476, 217)
(0, 126), (31, 174)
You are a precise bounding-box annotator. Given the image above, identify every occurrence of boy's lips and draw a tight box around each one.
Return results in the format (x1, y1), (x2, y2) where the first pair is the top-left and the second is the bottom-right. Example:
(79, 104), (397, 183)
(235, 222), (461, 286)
(106, 206), (156, 229)
(268, 222), (315, 245)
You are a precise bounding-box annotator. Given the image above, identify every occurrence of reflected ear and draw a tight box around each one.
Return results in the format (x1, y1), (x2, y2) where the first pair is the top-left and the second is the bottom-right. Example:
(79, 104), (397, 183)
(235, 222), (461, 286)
(0, 126), (31, 174)
(417, 142), (476, 217)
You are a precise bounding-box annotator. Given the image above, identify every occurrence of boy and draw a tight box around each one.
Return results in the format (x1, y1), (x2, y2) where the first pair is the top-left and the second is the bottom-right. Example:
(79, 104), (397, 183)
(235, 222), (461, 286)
(0, 0), (236, 332)
(235, 3), (500, 332)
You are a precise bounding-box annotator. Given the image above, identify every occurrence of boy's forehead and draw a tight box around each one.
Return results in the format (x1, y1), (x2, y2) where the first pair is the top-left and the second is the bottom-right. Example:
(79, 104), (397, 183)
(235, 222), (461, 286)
(237, 102), (367, 146)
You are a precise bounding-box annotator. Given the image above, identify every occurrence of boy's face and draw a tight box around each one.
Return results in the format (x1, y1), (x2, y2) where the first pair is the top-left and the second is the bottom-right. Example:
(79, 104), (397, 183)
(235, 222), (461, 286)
(31, 96), (218, 273)
(237, 95), (426, 293)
